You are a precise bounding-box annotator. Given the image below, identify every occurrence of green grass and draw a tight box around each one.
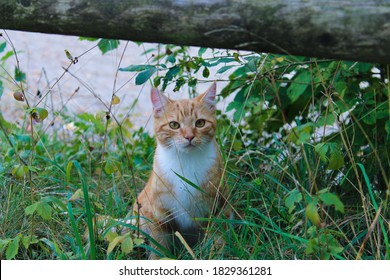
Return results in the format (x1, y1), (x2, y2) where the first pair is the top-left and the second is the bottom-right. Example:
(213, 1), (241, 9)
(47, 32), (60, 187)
(0, 104), (388, 260)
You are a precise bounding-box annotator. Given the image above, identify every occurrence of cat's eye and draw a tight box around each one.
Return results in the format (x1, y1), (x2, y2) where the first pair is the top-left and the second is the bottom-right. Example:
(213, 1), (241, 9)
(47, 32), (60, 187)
(195, 119), (206, 128)
(169, 121), (180, 129)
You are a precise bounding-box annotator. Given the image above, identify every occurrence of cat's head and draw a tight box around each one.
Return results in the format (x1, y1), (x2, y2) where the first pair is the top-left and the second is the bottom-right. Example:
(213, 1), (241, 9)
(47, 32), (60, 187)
(151, 82), (217, 152)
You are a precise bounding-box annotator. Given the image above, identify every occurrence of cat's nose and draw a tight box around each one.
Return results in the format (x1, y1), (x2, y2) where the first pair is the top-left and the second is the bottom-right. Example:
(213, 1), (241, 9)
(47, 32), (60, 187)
(185, 135), (195, 142)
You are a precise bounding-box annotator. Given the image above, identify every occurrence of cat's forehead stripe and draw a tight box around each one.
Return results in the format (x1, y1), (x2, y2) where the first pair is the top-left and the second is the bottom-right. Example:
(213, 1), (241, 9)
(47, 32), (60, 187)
(179, 102), (186, 118)
(173, 100), (194, 118)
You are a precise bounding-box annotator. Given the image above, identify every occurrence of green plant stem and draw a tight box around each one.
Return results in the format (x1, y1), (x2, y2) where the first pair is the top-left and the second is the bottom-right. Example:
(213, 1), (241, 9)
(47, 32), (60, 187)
(72, 160), (96, 259)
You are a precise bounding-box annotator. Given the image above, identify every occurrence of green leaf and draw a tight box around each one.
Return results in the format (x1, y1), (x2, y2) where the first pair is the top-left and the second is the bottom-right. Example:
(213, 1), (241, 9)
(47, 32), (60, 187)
(104, 231), (119, 243)
(167, 54), (176, 63)
(40, 238), (67, 259)
(333, 81), (347, 96)
(287, 71), (311, 103)
(14, 67), (26, 82)
(31, 107), (49, 122)
(209, 57), (237, 66)
(153, 76), (162, 87)
(14, 133), (31, 144)
(202, 67), (210, 78)
(21, 236), (31, 249)
(36, 201), (53, 220)
(0, 80), (3, 99)
(135, 67), (157, 85)
(328, 146), (344, 170)
(233, 52), (240, 62)
(165, 65), (181, 80)
(22, 235), (39, 249)
(121, 235), (134, 254)
(216, 65), (235, 74)
(297, 132), (311, 144)
(133, 237), (144, 246)
(6, 235), (20, 259)
(0, 42), (6, 53)
(0, 239), (11, 250)
(226, 101), (245, 122)
(198, 47), (207, 57)
(65, 161), (73, 185)
(244, 56), (259, 72)
(385, 120), (390, 139)
(44, 196), (67, 211)
(12, 164), (29, 179)
(27, 165), (40, 173)
(69, 188), (83, 201)
(319, 192), (344, 213)
(362, 110), (378, 125)
(285, 189), (303, 214)
(1, 50), (14, 62)
(315, 143), (329, 163)
(79, 37), (98, 42)
(306, 238), (317, 254)
(75, 161), (96, 258)
(162, 65), (181, 90)
(287, 123), (314, 144)
(356, 62), (373, 73)
(315, 143), (344, 170)
(104, 160), (119, 175)
(232, 140), (243, 151)
(305, 199), (321, 227)
(64, 49), (73, 61)
(119, 64), (155, 72)
(25, 202), (39, 216)
(97, 39), (119, 54)
(324, 234), (343, 255)
(107, 235), (123, 255)
(188, 77), (197, 88)
(311, 233), (343, 259)
(316, 114), (336, 127)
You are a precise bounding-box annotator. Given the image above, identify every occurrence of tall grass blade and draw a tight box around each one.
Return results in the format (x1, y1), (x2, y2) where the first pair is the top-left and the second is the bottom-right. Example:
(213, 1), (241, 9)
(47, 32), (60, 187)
(67, 198), (86, 259)
(67, 160), (96, 260)
(357, 163), (389, 259)
(175, 231), (197, 260)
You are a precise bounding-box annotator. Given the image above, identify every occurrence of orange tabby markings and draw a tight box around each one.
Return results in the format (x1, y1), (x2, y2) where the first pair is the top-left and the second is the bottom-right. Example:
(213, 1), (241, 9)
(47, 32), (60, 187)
(132, 82), (228, 259)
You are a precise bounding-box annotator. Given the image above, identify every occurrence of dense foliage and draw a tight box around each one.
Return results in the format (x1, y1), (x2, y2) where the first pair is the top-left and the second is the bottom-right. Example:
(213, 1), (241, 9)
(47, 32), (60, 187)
(0, 36), (388, 260)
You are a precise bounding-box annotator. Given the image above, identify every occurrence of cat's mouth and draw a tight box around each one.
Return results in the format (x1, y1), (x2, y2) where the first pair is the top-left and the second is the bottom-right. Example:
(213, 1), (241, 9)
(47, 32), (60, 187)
(181, 142), (198, 151)
(184, 142), (196, 148)
(174, 139), (203, 152)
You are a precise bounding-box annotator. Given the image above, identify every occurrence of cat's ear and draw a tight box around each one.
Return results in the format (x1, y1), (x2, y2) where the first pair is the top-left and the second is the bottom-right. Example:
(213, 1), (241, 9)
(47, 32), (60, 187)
(198, 81), (216, 110)
(151, 88), (169, 115)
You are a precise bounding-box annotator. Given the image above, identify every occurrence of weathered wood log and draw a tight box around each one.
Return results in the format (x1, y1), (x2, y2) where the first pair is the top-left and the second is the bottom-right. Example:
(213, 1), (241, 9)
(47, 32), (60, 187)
(0, 0), (389, 64)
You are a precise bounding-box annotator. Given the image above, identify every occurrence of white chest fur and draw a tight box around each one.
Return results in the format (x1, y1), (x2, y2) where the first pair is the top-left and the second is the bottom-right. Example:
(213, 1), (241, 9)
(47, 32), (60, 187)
(155, 141), (217, 229)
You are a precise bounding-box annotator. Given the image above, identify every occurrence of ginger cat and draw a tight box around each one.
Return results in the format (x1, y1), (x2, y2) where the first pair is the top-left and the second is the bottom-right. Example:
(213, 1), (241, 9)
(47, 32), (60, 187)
(133, 82), (227, 259)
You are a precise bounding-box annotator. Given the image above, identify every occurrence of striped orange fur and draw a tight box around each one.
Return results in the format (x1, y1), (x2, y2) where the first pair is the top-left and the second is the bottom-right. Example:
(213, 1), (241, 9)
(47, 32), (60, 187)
(133, 82), (228, 259)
